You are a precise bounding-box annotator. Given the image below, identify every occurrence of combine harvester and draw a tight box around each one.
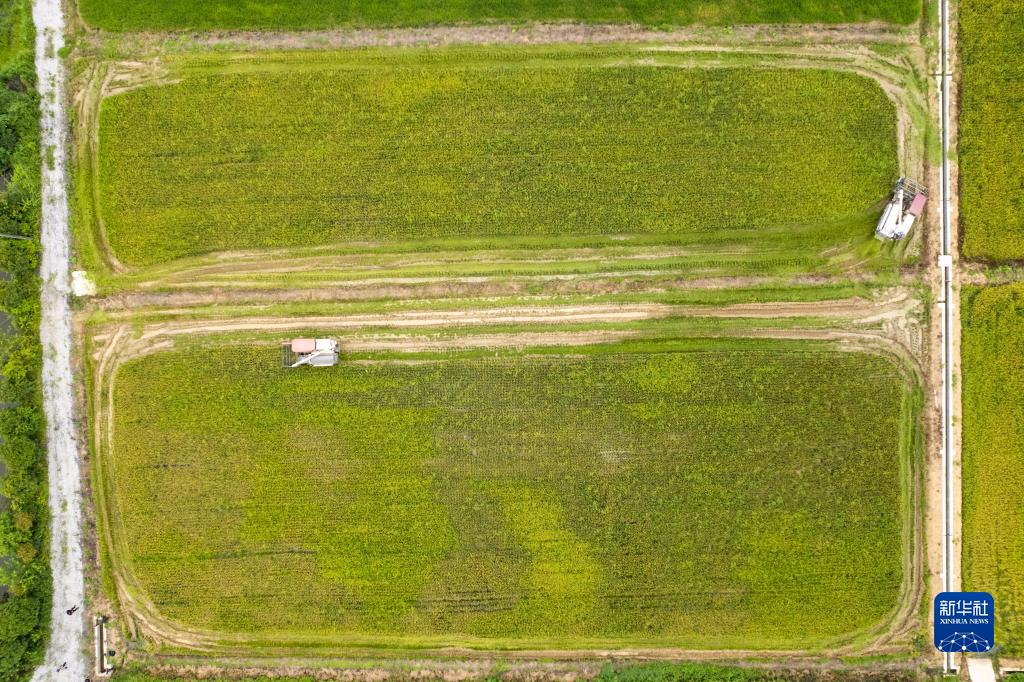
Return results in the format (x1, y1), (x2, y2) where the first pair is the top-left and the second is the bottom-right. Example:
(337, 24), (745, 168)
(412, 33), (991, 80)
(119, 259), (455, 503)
(875, 177), (927, 241)
(281, 338), (339, 368)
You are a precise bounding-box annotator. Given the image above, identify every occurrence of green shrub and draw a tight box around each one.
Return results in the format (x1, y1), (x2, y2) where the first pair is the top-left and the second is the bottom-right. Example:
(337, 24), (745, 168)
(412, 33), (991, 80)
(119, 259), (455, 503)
(0, 2), (49, 680)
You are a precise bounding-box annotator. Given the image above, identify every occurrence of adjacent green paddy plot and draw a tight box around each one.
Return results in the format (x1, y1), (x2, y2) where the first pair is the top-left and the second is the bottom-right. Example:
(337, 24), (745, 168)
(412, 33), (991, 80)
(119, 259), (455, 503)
(96, 50), (898, 267)
(78, 0), (920, 33)
(962, 284), (1024, 654)
(108, 341), (911, 649)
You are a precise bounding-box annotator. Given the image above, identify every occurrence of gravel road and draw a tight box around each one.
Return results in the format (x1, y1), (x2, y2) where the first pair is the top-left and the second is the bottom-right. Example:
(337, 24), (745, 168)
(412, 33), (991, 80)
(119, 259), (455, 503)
(31, 0), (87, 679)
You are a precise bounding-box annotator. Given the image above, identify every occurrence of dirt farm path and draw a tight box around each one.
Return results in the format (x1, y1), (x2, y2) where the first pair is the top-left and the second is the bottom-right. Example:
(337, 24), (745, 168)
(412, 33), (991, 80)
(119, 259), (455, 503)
(32, 0), (88, 680)
(76, 20), (916, 55)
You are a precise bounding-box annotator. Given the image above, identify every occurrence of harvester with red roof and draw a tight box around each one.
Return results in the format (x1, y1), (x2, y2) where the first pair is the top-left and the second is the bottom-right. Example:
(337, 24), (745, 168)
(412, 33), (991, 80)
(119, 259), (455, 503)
(281, 338), (339, 368)
(875, 177), (927, 241)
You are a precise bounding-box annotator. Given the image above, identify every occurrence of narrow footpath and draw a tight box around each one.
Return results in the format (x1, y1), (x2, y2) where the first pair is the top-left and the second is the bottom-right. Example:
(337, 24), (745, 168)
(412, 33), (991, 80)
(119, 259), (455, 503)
(31, 0), (87, 679)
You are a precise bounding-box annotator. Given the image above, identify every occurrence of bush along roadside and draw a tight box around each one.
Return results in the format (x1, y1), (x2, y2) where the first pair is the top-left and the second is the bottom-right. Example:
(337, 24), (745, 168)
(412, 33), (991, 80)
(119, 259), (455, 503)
(0, 6), (51, 680)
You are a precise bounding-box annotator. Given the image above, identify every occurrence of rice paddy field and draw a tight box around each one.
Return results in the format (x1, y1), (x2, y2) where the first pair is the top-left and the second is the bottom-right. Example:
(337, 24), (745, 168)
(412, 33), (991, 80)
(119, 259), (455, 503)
(962, 284), (1024, 655)
(959, 0), (1024, 261)
(104, 338), (913, 650)
(95, 48), (899, 268)
(77, 0), (920, 32)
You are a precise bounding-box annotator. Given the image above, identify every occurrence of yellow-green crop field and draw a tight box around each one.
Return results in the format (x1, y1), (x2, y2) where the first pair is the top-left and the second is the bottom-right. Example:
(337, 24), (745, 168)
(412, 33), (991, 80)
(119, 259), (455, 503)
(962, 284), (1024, 654)
(94, 48), (898, 268)
(77, 0), (921, 33)
(959, 0), (1024, 261)
(104, 338), (914, 650)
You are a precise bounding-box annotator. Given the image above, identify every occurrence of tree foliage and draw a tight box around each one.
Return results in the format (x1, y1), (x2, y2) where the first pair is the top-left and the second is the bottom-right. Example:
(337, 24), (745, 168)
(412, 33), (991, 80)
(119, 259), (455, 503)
(0, 1), (49, 679)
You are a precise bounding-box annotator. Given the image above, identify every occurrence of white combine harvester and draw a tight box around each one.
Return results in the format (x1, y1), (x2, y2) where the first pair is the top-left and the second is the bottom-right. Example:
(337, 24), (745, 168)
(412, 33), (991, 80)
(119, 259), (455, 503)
(281, 338), (339, 368)
(876, 177), (927, 241)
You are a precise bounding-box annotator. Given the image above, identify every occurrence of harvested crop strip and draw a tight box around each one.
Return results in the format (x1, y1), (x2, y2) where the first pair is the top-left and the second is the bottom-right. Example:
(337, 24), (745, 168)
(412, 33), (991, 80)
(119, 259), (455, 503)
(962, 284), (1024, 654)
(78, 0), (920, 33)
(96, 49), (898, 267)
(106, 339), (911, 649)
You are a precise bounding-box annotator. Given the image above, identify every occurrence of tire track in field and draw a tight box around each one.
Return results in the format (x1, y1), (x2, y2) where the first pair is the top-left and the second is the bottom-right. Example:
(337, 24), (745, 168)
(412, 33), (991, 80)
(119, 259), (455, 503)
(75, 40), (925, 281)
(86, 294), (925, 658)
(94, 293), (916, 337)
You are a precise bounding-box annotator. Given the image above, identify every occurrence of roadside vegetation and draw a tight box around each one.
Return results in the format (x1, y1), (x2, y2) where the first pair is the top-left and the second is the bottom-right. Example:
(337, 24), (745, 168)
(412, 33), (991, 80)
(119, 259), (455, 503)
(959, 0), (1024, 261)
(961, 284), (1024, 655)
(102, 337), (912, 650)
(110, 663), (934, 682)
(94, 48), (898, 268)
(76, 0), (920, 33)
(0, 0), (50, 679)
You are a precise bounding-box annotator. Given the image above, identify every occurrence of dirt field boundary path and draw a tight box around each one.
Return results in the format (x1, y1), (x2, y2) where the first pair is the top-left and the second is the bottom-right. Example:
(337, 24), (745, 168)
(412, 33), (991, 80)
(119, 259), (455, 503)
(936, 0), (961, 670)
(32, 0), (88, 680)
(78, 21), (917, 57)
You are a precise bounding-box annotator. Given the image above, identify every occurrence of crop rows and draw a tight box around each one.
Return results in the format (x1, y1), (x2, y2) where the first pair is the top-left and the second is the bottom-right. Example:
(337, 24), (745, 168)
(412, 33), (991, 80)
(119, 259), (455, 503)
(959, 0), (1024, 260)
(108, 342), (908, 649)
(97, 52), (898, 268)
(78, 0), (920, 33)
(962, 285), (1024, 654)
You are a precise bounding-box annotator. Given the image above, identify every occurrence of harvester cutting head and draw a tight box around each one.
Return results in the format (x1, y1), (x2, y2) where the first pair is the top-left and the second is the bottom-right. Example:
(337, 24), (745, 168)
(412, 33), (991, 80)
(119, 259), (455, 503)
(876, 177), (928, 241)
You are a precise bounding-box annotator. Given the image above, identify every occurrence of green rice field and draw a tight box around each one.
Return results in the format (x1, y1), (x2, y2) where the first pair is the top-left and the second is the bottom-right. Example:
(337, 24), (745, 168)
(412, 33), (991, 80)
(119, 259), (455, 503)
(962, 284), (1024, 654)
(106, 339), (912, 649)
(78, 0), (920, 33)
(959, 0), (1024, 261)
(95, 49), (899, 268)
